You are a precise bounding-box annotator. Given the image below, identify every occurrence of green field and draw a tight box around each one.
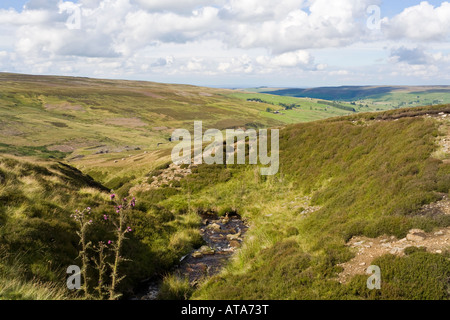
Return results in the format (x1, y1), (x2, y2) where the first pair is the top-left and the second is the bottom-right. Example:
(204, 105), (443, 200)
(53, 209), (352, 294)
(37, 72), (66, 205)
(228, 91), (355, 123)
(247, 85), (450, 113)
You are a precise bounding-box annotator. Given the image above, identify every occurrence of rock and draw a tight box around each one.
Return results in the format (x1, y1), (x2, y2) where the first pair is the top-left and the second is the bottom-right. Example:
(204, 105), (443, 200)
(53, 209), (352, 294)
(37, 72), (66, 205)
(436, 250), (442, 254)
(390, 247), (403, 254)
(353, 241), (364, 246)
(227, 232), (241, 241)
(198, 246), (215, 255)
(208, 223), (221, 231)
(359, 262), (366, 266)
(406, 229), (427, 242)
(229, 240), (241, 248)
(434, 231), (444, 236)
(192, 252), (203, 258)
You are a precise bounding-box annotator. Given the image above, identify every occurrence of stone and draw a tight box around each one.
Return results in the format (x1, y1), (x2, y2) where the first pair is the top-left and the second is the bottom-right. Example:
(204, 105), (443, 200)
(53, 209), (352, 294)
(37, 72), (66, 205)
(199, 246), (215, 255)
(436, 250), (442, 254)
(192, 252), (203, 258)
(434, 231), (444, 236)
(406, 230), (426, 242)
(229, 240), (241, 248)
(208, 223), (221, 231)
(227, 232), (241, 241)
(390, 247), (403, 254)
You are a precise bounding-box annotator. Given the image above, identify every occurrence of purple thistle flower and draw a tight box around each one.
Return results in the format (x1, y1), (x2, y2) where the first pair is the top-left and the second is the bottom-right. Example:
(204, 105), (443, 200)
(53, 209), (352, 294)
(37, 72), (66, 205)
(110, 194), (115, 200)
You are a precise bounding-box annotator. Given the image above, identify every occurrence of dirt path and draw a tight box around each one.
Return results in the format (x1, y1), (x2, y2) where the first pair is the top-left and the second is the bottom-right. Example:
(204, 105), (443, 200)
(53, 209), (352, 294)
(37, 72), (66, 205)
(338, 195), (450, 284)
(338, 226), (450, 284)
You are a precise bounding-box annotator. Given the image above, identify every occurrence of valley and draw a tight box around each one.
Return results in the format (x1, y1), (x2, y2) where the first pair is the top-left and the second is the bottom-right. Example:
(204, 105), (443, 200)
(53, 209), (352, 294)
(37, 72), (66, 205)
(0, 73), (449, 300)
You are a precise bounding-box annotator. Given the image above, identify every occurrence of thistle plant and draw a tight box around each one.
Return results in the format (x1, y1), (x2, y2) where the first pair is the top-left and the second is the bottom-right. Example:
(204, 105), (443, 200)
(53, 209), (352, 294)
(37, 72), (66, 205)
(70, 207), (93, 299)
(71, 195), (135, 300)
(92, 241), (108, 299)
(107, 194), (135, 300)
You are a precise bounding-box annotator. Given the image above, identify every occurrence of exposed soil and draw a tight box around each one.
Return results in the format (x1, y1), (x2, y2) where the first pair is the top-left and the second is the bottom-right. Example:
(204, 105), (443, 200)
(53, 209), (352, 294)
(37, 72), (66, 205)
(338, 194), (450, 284)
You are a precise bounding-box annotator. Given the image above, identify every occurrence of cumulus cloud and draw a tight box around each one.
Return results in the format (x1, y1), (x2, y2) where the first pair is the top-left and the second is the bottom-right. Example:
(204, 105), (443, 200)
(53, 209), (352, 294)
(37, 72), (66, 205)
(132, 0), (223, 14)
(0, 0), (449, 84)
(385, 1), (450, 41)
(256, 50), (312, 68)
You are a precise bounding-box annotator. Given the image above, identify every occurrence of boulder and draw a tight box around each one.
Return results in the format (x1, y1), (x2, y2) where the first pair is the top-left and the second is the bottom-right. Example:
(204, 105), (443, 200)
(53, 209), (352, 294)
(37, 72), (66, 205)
(199, 246), (215, 255)
(406, 229), (426, 242)
(208, 223), (221, 231)
(227, 231), (241, 241)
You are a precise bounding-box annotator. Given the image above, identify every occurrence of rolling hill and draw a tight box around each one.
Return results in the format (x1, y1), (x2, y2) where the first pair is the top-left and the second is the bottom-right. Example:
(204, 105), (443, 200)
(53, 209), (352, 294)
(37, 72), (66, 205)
(0, 73), (449, 300)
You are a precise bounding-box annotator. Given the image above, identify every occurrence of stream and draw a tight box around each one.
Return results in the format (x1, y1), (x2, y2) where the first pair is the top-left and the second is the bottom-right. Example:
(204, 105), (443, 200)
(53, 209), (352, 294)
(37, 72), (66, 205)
(132, 213), (248, 300)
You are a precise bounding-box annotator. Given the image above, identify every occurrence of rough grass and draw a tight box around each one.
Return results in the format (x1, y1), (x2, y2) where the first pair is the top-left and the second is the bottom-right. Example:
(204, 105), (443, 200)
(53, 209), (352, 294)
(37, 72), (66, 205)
(183, 106), (450, 300)
(0, 155), (207, 299)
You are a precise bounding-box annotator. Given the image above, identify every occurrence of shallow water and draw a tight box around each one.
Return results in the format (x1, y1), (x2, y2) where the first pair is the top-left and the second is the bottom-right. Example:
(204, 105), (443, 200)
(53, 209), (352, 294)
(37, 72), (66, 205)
(132, 213), (248, 300)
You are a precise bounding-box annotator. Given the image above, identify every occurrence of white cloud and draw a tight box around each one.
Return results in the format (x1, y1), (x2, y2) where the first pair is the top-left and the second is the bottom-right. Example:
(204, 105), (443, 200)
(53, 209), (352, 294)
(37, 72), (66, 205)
(256, 50), (312, 68)
(0, 0), (449, 85)
(385, 2), (450, 41)
(132, 0), (223, 14)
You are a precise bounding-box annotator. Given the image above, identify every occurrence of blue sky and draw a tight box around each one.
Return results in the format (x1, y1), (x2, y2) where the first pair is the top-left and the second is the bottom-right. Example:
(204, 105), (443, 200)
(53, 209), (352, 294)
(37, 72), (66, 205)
(0, 0), (449, 87)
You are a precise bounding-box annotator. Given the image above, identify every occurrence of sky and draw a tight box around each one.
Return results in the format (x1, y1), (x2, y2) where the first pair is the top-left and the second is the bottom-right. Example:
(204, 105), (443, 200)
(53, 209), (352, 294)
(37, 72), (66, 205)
(0, 0), (449, 88)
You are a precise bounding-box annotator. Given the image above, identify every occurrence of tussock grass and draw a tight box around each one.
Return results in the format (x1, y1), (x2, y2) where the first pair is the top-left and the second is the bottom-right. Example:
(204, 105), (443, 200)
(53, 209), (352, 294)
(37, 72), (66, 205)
(185, 107), (450, 300)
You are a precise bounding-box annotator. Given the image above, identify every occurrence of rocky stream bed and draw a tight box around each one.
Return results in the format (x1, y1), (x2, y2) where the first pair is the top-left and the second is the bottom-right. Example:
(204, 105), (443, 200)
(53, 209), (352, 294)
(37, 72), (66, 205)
(132, 213), (248, 300)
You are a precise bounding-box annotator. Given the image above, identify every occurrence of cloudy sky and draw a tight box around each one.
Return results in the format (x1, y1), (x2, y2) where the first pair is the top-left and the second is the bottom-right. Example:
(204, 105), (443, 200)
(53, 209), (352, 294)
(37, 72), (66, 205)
(0, 0), (449, 87)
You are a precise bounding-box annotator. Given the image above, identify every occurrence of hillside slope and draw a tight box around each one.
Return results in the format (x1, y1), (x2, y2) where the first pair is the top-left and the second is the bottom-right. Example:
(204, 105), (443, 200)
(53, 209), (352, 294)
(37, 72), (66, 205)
(178, 105), (450, 300)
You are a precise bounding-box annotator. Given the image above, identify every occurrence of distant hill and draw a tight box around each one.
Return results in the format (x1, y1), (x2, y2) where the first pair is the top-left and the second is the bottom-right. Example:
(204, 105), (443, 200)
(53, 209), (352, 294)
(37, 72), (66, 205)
(262, 85), (450, 101)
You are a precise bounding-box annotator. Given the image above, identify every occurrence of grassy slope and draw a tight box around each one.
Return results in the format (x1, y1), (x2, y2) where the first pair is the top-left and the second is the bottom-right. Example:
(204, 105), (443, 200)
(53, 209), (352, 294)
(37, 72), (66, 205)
(227, 91), (353, 123)
(0, 155), (204, 299)
(170, 105), (450, 300)
(0, 73), (282, 152)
